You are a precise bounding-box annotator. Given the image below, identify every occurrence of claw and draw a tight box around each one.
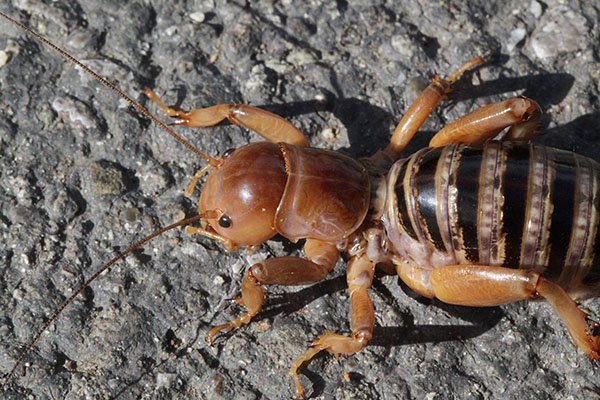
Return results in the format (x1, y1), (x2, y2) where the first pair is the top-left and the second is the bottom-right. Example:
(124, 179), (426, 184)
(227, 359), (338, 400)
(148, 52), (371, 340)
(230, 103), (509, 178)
(205, 332), (215, 346)
(205, 322), (231, 346)
(290, 328), (371, 399)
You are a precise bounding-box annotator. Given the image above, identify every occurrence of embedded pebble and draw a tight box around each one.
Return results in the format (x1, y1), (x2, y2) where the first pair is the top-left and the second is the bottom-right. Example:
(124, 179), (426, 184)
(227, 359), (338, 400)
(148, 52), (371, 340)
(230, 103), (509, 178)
(51, 97), (96, 129)
(529, 5), (589, 59)
(530, 0), (543, 18)
(88, 162), (126, 195)
(190, 12), (205, 23)
(0, 50), (9, 67)
(506, 28), (526, 52)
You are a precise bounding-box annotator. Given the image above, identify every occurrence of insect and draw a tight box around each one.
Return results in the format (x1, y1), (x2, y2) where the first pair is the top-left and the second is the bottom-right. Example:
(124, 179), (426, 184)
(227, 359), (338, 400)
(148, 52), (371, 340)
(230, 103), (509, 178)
(2, 6), (600, 400)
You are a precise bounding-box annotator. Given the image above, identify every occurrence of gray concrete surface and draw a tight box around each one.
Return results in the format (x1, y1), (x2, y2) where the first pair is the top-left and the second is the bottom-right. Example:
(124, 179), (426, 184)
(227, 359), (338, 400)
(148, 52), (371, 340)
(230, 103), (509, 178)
(1, 0), (599, 399)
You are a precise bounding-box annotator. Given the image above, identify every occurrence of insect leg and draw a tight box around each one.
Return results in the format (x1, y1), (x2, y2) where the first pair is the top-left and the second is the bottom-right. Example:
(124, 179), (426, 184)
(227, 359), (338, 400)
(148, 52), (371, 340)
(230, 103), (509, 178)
(206, 239), (339, 343)
(385, 56), (485, 158)
(428, 97), (542, 147)
(143, 88), (309, 146)
(426, 264), (600, 361)
(290, 253), (375, 399)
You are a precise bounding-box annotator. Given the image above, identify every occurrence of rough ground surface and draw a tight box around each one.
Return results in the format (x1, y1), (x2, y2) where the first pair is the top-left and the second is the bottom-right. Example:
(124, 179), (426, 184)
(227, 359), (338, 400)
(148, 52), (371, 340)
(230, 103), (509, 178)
(1, 0), (599, 399)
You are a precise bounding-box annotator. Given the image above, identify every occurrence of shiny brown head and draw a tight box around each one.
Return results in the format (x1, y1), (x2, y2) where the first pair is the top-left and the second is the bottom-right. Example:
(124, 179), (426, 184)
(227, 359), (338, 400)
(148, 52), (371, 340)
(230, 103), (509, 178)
(199, 142), (288, 247)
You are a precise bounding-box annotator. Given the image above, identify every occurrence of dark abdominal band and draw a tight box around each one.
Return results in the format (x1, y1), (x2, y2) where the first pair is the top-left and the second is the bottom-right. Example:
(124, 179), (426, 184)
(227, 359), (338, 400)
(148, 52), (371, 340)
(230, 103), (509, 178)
(394, 142), (600, 284)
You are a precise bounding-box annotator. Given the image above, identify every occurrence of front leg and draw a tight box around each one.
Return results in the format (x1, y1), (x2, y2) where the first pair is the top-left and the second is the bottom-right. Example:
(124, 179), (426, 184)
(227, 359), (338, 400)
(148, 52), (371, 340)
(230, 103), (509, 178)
(206, 239), (339, 343)
(142, 88), (309, 147)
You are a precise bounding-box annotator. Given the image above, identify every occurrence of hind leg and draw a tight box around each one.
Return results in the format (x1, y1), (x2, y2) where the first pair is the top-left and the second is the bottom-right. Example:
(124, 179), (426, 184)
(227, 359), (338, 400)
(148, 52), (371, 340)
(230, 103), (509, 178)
(385, 56), (485, 157)
(396, 261), (600, 361)
(428, 96), (542, 147)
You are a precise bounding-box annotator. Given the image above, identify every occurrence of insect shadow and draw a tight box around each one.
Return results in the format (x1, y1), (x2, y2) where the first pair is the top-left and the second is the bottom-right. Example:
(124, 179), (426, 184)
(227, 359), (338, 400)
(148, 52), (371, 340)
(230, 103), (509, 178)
(210, 70), (578, 161)
(339, 71), (577, 157)
(156, 67), (577, 161)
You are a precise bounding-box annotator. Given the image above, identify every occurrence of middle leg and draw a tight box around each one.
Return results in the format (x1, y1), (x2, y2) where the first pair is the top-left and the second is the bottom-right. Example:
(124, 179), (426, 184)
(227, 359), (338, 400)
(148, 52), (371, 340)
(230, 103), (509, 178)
(289, 252), (375, 399)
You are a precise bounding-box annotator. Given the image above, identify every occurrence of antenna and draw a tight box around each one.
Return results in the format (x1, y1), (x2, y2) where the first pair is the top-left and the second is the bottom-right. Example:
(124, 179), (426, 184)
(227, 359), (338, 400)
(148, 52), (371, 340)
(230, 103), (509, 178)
(0, 12), (220, 166)
(0, 213), (209, 389)
(0, 12), (217, 389)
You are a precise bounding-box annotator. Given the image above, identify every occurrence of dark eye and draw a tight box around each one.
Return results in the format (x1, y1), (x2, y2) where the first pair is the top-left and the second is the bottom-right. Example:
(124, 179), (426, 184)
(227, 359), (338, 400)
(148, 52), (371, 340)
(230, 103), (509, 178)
(218, 215), (232, 228)
(222, 148), (235, 159)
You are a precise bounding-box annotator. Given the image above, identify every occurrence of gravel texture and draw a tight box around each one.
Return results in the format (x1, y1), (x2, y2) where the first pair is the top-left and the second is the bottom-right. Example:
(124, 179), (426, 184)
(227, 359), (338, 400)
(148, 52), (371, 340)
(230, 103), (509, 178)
(1, 1), (599, 399)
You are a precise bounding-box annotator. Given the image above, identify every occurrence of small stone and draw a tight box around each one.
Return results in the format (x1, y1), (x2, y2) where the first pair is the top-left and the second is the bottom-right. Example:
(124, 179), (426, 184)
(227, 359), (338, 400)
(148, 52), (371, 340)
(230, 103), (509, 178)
(265, 58), (288, 73)
(51, 97), (96, 129)
(156, 372), (177, 389)
(529, 5), (588, 59)
(0, 50), (9, 67)
(190, 12), (205, 23)
(530, 0), (543, 19)
(506, 28), (526, 52)
(231, 259), (244, 274)
(88, 162), (126, 195)
(285, 48), (317, 66)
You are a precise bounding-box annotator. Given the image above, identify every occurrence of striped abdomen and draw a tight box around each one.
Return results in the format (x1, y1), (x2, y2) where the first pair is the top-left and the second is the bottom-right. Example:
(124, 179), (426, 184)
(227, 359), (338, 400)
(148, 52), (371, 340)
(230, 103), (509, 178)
(386, 141), (600, 290)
